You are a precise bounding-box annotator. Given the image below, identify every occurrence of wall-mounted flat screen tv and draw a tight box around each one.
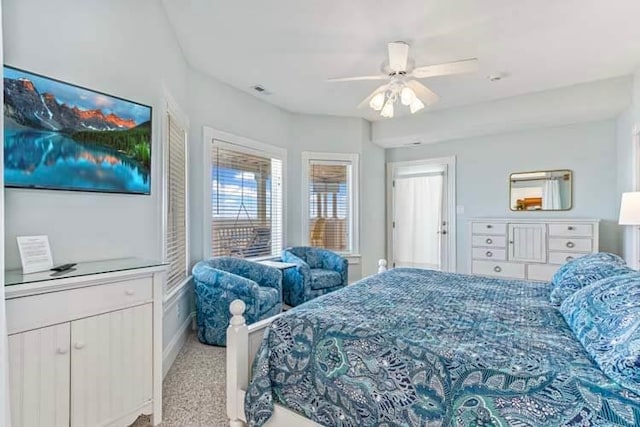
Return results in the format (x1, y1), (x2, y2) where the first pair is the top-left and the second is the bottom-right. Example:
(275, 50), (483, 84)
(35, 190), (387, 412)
(3, 66), (152, 194)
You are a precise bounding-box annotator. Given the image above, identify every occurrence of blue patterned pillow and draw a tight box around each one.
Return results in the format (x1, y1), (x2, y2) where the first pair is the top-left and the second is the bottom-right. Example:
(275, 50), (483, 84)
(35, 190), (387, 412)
(550, 252), (630, 305)
(560, 272), (640, 395)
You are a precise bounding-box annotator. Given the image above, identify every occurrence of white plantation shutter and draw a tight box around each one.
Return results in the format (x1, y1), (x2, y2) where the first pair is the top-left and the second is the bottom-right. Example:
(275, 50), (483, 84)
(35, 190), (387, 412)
(308, 160), (352, 252)
(210, 141), (283, 259)
(165, 114), (188, 292)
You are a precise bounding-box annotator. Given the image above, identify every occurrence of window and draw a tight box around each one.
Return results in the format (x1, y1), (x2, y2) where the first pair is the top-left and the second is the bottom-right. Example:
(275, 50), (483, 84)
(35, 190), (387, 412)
(302, 152), (359, 253)
(165, 112), (189, 293)
(210, 140), (283, 259)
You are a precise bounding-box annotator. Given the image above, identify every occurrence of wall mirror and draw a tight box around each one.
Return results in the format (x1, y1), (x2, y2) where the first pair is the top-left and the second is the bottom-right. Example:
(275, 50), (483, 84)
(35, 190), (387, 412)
(509, 170), (572, 211)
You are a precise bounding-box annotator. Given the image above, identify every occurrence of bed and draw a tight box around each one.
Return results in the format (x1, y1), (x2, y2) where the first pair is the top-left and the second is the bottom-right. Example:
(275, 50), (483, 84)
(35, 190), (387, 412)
(227, 264), (640, 427)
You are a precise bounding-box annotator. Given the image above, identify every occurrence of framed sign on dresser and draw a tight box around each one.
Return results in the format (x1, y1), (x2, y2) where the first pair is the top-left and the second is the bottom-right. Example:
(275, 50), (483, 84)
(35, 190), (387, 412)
(469, 218), (600, 282)
(5, 258), (167, 427)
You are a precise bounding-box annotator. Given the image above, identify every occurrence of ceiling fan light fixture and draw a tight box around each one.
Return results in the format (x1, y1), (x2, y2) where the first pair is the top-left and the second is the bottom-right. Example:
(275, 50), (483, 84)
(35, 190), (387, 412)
(400, 86), (416, 106)
(380, 99), (394, 118)
(369, 92), (386, 111)
(410, 98), (425, 114)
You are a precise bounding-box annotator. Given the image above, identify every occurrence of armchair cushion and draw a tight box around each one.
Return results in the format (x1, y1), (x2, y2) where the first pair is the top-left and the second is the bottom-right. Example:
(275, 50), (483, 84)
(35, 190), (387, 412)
(281, 247), (348, 306)
(192, 257), (282, 346)
(310, 269), (343, 290)
(306, 250), (323, 269)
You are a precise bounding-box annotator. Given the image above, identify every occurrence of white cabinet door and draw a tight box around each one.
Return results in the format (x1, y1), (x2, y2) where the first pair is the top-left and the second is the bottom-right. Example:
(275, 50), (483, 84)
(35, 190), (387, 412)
(70, 304), (153, 427)
(508, 223), (547, 263)
(9, 323), (71, 427)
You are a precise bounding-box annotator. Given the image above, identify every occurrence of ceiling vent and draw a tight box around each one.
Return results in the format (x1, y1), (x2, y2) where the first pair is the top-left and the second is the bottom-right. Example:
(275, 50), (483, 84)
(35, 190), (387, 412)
(251, 85), (271, 95)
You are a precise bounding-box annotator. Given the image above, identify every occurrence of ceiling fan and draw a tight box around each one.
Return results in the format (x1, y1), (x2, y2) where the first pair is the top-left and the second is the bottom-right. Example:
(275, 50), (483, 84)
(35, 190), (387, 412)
(328, 41), (478, 118)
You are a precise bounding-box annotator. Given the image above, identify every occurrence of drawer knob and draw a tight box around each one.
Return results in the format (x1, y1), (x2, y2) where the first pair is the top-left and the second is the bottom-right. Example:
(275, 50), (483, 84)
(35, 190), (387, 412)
(57, 347), (68, 355)
(486, 224), (493, 229)
(486, 251), (493, 258)
(494, 266), (502, 273)
(74, 342), (85, 350)
(125, 289), (135, 296)
(566, 241), (575, 248)
(566, 256), (574, 262)
(486, 238), (493, 244)
(568, 226), (575, 231)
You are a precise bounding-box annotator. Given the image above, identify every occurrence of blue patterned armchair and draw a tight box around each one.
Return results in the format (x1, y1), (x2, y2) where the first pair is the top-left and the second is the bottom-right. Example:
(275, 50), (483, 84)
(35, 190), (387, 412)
(281, 247), (348, 306)
(192, 257), (282, 346)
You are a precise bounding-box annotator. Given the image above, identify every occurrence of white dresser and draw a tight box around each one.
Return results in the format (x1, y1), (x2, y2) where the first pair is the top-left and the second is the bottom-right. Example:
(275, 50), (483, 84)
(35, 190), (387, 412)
(469, 218), (600, 282)
(5, 258), (167, 427)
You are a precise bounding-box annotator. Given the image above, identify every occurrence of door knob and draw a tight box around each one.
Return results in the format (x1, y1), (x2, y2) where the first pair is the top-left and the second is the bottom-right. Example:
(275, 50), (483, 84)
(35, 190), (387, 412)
(57, 347), (68, 355)
(74, 342), (85, 350)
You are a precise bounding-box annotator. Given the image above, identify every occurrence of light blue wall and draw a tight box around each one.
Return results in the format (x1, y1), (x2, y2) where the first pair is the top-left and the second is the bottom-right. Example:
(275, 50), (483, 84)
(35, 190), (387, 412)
(3, 0), (190, 269)
(616, 108), (634, 265)
(386, 120), (621, 273)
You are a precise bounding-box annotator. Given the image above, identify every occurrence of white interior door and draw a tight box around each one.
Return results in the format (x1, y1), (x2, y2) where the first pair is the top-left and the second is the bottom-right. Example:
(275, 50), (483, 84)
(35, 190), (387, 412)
(390, 159), (454, 271)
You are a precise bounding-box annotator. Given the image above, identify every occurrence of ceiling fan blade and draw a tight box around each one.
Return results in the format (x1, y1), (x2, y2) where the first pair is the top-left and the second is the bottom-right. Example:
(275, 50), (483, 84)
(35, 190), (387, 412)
(357, 84), (389, 109)
(406, 80), (439, 106)
(327, 75), (387, 83)
(388, 41), (410, 72)
(411, 58), (479, 79)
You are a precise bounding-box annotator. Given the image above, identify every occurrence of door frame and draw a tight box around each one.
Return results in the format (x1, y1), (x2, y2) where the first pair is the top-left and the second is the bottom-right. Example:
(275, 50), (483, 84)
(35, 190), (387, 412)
(386, 156), (457, 272)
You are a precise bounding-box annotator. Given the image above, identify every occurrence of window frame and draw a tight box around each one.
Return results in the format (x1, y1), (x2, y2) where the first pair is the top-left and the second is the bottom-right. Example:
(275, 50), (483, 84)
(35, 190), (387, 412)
(301, 151), (359, 255)
(203, 127), (287, 261)
(162, 94), (190, 297)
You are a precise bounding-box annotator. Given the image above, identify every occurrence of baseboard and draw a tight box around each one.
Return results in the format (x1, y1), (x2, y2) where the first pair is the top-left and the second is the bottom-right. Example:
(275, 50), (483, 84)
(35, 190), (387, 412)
(162, 313), (193, 379)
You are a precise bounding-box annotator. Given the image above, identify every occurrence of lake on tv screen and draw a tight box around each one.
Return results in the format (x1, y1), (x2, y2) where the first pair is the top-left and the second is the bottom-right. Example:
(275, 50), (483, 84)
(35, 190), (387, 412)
(3, 67), (151, 194)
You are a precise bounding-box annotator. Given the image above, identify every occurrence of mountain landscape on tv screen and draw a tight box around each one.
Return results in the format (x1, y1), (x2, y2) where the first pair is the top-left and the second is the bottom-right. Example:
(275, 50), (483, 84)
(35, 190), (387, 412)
(3, 67), (152, 194)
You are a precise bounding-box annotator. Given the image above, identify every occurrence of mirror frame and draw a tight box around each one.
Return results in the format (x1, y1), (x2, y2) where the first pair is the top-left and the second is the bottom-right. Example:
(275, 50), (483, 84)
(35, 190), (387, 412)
(509, 169), (573, 212)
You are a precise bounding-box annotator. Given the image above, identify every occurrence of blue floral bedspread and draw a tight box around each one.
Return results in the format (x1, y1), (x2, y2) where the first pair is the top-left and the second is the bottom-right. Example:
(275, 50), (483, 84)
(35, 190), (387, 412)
(244, 268), (640, 426)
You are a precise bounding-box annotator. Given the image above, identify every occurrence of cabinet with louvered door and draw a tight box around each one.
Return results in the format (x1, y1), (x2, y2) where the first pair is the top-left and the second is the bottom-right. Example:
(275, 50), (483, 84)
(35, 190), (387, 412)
(508, 223), (547, 263)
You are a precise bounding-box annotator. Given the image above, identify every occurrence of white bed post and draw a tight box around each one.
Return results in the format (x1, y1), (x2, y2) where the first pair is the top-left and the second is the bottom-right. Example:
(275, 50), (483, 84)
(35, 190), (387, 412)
(227, 300), (249, 427)
(378, 258), (388, 273)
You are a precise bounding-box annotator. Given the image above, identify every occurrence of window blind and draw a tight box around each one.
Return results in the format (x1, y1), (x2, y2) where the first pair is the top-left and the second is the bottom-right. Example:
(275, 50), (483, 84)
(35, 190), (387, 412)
(211, 141), (283, 259)
(166, 114), (188, 292)
(308, 161), (351, 252)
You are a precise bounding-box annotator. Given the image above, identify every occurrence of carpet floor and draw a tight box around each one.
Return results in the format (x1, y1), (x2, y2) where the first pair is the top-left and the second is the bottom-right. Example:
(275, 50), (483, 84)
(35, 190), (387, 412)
(135, 332), (228, 426)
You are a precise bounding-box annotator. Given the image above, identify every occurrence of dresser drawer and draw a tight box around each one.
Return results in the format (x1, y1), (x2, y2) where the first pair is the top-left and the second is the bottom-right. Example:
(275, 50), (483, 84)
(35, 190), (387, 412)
(6, 277), (153, 334)
(472, 261), (525, 279)
(548, 223), (593, 237)
(527, 264), (559, 282)
(548, 238), (592, 252)
(472, 222), (507, 235)
(472, 247), (507, 261)
(548, 251), (588, 265)
(472, 235), (507, 248)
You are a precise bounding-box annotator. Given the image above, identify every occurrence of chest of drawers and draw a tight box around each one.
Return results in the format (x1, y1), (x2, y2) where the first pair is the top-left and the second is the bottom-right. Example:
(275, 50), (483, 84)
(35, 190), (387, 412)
(469, 219), (600, 282)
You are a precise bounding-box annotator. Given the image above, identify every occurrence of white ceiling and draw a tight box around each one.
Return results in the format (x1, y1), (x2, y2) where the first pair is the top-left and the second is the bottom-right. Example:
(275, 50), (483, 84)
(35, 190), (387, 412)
(162, 0), (640, 121)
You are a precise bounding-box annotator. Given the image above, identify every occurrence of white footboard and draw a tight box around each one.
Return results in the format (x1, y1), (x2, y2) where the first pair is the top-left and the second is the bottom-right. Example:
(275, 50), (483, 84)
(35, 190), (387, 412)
(226, 259), (388, 426)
